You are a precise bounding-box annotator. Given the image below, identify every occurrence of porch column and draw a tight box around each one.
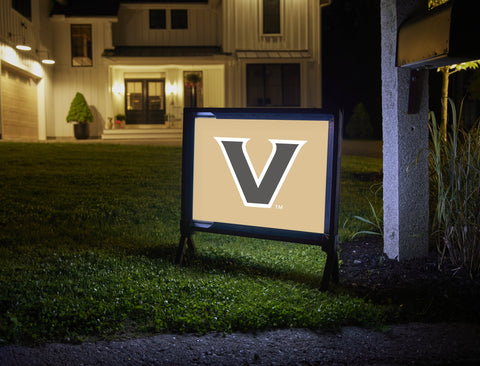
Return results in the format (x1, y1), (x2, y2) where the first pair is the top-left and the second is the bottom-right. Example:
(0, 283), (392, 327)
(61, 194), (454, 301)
(381, 0), (429, 260)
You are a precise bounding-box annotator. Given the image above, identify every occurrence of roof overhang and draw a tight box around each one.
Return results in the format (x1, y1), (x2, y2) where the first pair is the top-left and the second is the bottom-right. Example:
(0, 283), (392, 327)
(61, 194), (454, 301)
(102, 46), (231, 65)
(103, 46), (227, 58)
(236, 50), (312, 60)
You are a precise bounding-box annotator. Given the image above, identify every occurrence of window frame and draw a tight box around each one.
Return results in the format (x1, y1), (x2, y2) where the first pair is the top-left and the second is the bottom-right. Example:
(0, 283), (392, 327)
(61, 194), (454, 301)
(260, 0), (284, 36)
(71, 24), (93, 67)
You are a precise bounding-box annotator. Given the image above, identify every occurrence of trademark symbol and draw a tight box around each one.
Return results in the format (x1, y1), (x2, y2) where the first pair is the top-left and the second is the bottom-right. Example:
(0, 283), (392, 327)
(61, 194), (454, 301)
(275, 204), (284, 210)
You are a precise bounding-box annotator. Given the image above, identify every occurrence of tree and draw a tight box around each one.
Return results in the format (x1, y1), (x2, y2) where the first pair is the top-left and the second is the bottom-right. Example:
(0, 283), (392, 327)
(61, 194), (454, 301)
(66, 92), (93, 124)
(437, 62), (480, 140)
(345, 103), (373, 139)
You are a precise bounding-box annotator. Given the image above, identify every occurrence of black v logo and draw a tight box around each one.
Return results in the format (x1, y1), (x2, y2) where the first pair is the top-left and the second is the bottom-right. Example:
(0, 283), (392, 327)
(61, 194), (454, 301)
(215, 137), (306, 208)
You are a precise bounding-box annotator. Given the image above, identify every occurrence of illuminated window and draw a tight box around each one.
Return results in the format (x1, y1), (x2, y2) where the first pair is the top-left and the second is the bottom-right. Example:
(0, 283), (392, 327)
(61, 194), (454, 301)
(247, 64), (300, 107)
(171, 9), (188, 29)
(12, 0), (31, 20)
(71, 25), (92, 67)
(150, 9), (166, 29)
(263, 0), (281, 34)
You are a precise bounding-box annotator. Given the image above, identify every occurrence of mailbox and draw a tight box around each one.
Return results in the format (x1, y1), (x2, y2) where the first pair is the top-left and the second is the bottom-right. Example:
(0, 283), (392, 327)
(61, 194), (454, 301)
(397, 0), (480, 68)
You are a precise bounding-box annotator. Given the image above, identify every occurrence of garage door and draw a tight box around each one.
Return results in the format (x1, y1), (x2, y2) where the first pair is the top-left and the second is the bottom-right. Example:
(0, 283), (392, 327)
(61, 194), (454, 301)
(1, 65), (38, 140)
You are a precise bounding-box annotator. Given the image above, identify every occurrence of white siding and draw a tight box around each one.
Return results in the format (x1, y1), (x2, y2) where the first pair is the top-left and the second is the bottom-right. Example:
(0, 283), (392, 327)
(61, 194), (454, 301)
(223, 0), (311, 52)
(51, 20), (110, 137)
(113, 6), (220, 46)
(222, 0), (323, 108)
(203, 67), (225, 107)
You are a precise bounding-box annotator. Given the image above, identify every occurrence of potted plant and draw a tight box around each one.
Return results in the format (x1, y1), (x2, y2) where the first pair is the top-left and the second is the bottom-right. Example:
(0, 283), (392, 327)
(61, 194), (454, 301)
(115, 114), (126, 128)
(66, 92), (93, 139)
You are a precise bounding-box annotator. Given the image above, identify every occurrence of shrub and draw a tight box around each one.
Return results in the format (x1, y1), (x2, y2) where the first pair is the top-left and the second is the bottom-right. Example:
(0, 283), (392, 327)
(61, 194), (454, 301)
(429, 99), (480, 279)
(66, 92), (93, 124)
(345, 103), (373, 140)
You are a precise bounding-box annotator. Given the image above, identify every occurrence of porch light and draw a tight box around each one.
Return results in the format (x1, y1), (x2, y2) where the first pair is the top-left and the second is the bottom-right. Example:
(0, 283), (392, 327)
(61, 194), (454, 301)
(166, 82), (178, 95)
(112, 83), (125, 95)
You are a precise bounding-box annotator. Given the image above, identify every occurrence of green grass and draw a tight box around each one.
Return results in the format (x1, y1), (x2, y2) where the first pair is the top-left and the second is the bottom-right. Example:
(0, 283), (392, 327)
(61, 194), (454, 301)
(0, 142), (383, 344)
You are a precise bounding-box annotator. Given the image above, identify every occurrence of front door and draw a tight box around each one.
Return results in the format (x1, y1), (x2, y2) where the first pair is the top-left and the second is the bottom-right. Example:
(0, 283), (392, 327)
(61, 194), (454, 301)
(125, 79), (166, 124)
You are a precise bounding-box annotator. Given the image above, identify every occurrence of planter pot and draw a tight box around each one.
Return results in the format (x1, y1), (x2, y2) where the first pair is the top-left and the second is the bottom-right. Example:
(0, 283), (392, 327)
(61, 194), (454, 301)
(74, 123), (89, 140)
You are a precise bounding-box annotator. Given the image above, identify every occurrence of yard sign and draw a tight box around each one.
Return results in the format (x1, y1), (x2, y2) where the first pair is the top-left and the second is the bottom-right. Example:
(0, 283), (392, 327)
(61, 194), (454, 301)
(177, 108), (342, 289)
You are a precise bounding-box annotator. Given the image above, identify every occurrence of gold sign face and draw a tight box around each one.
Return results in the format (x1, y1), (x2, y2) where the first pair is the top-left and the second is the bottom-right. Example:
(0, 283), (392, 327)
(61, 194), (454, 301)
(192, 117), (330, 234)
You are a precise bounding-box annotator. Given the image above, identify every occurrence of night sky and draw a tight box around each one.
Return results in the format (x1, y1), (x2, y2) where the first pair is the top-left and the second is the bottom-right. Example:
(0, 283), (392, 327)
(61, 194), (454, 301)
(322, 0), (382, 139)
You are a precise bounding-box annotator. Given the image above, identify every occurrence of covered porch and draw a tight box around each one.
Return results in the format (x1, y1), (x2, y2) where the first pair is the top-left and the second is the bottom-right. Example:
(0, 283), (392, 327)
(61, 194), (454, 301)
(102, 47), (227, 141)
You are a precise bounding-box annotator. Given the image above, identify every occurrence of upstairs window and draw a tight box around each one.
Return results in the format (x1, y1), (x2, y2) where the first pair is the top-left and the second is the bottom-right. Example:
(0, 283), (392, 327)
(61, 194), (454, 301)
(12, 0), (31, 20)
(71, 24), (92, 67)
(262, 0), (281, 34)
(171, 9), (188, 29)
(149, 9), (166, 29)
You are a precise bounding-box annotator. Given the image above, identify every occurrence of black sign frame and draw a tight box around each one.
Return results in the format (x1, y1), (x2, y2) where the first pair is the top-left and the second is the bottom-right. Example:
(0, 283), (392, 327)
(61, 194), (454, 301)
(176, 108), (342, 289)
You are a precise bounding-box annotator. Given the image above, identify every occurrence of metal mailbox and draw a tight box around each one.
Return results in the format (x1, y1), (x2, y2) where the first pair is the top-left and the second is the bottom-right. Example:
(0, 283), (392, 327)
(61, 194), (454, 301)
(397, 0), (480, 68)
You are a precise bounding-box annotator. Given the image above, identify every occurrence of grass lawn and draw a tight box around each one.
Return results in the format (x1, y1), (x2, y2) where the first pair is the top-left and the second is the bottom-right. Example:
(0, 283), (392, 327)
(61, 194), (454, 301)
(0, 142), (384, 344)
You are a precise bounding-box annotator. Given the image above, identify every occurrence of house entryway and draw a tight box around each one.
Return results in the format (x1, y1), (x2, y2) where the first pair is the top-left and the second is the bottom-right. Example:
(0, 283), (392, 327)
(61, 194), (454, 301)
(125, 79), (166, 124)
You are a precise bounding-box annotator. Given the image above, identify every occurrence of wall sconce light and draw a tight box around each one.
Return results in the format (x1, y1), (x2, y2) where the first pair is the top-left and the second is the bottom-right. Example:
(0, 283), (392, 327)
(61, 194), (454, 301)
(37, 50), (55, 65)
(166, 82), (178, 96)
(112, 83), (125, 95)
(166, 82), (178, 106)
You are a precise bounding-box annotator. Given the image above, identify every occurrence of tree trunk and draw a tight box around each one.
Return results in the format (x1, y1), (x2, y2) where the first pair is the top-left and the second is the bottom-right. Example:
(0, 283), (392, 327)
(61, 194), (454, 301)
(440, 68), (449, 141)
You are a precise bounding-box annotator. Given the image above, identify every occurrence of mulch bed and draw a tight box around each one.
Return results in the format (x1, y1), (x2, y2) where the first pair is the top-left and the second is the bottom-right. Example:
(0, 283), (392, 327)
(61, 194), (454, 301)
(338, 236), (480, 323)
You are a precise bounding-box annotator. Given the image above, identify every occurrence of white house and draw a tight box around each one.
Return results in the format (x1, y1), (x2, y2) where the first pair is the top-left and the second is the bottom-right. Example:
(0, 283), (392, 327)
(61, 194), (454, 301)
(0, 0), (331, 141)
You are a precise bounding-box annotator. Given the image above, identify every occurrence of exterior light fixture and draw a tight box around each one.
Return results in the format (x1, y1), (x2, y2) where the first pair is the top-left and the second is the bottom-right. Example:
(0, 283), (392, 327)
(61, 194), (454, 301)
(16, 42), (31, 51)
(37, 49), (55, 64)
(166, 82), (178, 106)
(166, 82), (178, 95)
(112, 83), (124, 95)
(10, 23), (31, 51)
